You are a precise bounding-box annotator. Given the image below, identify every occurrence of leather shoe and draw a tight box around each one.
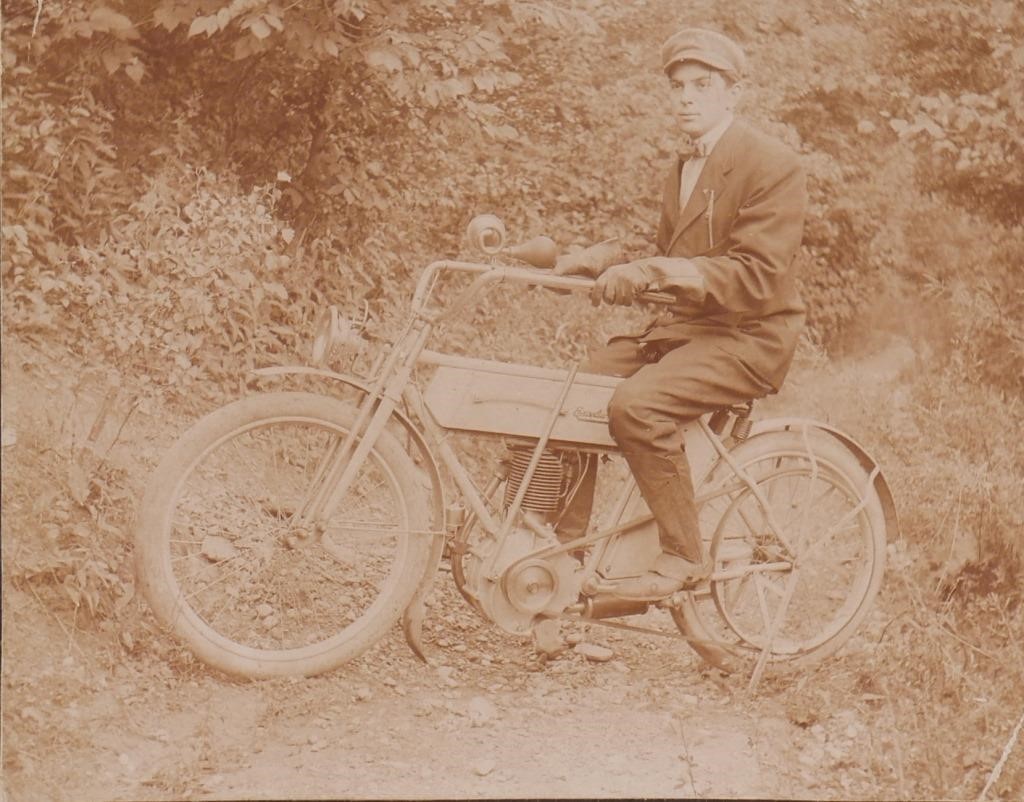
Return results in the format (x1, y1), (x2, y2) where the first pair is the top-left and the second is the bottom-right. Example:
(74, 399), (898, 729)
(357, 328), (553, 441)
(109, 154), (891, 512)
(654, 552), (712, 583)
(611, 554), (712, 601)
(611, 571), (686, 601)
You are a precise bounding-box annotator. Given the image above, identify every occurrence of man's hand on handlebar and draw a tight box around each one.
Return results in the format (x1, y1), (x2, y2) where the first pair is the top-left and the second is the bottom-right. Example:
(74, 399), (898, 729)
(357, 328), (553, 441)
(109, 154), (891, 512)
(589, 257), (707, 307)
(591, 262), (655, 306)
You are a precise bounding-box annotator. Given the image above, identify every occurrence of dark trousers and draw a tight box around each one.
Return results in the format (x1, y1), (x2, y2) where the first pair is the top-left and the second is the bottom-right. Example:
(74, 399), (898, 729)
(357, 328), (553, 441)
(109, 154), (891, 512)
(558, 335), (773, 562)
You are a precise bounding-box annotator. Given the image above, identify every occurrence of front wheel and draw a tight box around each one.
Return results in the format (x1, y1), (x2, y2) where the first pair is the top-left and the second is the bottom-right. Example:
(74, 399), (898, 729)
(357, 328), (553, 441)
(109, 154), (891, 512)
(134, 392), (434, 678)
(673, 429), (887, 674)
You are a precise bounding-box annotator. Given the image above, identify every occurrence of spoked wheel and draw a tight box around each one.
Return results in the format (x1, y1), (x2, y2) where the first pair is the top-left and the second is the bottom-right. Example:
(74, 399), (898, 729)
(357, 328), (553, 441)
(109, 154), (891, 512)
(135, 392), (433, 678)
(673, 429), (886, 675)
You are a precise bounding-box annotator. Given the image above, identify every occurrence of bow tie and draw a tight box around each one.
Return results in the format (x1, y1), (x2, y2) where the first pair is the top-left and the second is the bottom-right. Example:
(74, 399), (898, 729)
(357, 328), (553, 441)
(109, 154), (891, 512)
(678, 140), (709, 161)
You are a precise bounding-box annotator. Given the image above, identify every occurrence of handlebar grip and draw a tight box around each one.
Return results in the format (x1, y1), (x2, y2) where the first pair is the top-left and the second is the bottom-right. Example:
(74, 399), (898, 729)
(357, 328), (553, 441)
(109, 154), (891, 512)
(530, 269), (686, 306)
(506, 236), (559, 269)
(637, 289), (680, 305)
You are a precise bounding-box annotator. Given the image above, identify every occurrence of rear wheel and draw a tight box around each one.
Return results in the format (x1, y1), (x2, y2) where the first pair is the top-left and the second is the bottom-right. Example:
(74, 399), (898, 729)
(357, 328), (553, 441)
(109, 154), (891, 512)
(135, 392), (433, 678)
(673, 429), (886, 674)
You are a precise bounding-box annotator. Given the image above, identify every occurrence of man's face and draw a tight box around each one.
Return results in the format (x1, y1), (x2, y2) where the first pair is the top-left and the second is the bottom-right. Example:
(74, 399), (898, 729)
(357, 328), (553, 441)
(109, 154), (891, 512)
(667, 61), (742, 138)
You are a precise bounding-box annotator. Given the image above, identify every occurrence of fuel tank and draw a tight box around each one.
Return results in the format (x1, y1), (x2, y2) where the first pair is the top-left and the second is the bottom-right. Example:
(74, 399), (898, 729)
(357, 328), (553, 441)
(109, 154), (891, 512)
(422, 355), (620, 447)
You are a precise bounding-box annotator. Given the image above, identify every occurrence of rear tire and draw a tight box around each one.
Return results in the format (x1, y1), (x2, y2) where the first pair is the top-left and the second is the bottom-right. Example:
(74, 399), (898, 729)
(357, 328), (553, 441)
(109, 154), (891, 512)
(135, 392), (433, 678)
(673, 429), (886, 674)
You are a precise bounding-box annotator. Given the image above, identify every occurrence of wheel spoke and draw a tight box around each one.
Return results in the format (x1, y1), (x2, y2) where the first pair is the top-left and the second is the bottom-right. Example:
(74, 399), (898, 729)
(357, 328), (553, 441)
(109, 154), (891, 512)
(181, 555), (259, 603)
(753, 574), (773, 632)
(677, 432), (886, 676)
(141, 398), (429, 671)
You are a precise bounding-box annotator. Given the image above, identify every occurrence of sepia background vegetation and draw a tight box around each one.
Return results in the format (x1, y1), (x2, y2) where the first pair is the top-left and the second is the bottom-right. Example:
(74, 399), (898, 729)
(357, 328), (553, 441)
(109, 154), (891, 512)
(2, 0), (1022, 799)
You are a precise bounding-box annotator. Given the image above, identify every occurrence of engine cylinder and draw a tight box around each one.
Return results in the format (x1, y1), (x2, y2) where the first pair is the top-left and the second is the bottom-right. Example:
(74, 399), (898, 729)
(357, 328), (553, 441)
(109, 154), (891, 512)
(503, 445), (564, 513)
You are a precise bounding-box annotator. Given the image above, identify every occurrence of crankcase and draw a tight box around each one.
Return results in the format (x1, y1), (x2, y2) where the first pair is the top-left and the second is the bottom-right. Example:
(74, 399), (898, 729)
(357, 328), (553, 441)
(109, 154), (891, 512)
(464, 526), (582, 634)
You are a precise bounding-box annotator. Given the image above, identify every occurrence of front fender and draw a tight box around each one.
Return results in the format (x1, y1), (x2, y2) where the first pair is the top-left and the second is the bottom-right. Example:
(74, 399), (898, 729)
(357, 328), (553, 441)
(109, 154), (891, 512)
(251, 365), (447, 662)
(750, 416), (900, 541)
(250, 365), (445, 519)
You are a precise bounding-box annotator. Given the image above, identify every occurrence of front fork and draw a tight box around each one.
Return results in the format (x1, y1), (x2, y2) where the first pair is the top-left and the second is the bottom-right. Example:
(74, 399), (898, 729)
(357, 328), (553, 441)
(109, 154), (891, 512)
(277, 323), (448, 662)
(297, 326), (431, 531)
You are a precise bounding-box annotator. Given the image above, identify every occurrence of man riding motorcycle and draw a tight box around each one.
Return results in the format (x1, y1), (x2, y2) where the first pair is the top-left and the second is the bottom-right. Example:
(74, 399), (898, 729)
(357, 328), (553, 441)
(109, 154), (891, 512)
(554, 27), (808, 601)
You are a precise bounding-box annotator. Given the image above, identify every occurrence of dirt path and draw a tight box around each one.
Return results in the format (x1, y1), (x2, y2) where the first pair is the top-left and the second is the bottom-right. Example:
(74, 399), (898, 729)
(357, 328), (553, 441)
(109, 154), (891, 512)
(5, 574), (826, 801)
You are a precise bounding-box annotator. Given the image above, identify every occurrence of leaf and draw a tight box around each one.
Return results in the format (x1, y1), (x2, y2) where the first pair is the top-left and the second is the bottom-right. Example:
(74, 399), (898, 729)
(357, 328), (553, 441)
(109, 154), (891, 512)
(89, 7), (138, 37)
(3, 225), (28, 247)
(63, 579), (82, 607)
(250, 18), (272, 39)
(192, 15), (222, 37)
(473, 72), (500, 92)
(101, 48), (123, 75)
(234, 35), (267, 60)
(473, 29), (503, 55)
(263, 281), (288, 299)
(334, 0), (368, 20)
(364, 46), (404, 73)
(484, 123), (519, 141)
(188, 16), (210, 37)
(153, 4), (189, 32)
(68, 463), (91, 505)
(125, 60), (145, 84)
(913, 111), (946, 139)
(440, 75), (473, 100)
(397, 43), (422, 68)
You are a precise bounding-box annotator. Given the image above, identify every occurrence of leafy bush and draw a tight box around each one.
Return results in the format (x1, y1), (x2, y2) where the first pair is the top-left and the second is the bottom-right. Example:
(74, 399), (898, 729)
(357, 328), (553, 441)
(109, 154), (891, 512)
(1, 81), (130, 273)
(883, 0), (1024, 224)
(5, 163), (306, 397)
(3, 395), (137, 622)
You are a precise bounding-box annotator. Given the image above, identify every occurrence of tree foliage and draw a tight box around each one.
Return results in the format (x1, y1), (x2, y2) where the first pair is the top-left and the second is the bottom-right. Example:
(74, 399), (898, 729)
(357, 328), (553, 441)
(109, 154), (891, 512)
(884, 0), (1024, 225)
(2, 0), (1021, 399)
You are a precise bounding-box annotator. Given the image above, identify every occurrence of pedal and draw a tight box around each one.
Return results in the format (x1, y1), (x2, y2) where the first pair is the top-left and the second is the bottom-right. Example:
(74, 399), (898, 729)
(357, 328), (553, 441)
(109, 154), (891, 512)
(581, 576), (628, 596)
(716, 540), (753, 563)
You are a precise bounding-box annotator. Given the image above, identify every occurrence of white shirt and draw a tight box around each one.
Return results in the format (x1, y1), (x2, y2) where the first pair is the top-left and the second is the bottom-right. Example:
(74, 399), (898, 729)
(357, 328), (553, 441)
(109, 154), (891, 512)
(678, 113), (734, 211)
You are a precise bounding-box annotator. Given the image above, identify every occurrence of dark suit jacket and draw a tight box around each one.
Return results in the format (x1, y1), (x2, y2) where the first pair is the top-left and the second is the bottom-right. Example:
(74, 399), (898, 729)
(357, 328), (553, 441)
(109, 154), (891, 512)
(642, 119), (808, 391)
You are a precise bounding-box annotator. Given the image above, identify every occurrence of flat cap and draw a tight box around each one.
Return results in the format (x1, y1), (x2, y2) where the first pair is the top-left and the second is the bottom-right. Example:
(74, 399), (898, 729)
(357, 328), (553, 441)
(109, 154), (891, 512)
(661, 27), (746, 77)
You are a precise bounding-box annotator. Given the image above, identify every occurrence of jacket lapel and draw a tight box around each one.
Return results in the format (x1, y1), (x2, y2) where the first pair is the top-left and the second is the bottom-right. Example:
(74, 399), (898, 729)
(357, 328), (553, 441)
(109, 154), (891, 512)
(666, 121), (742, 253)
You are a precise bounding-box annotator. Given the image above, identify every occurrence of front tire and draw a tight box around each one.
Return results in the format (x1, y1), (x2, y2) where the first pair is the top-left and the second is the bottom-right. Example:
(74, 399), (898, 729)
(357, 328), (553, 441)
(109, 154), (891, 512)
(135, 392), (433, 678)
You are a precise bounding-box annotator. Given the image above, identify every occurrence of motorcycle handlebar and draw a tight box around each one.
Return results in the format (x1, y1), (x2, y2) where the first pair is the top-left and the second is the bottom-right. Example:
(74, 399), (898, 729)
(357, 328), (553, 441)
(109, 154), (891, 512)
(413, 260), (683, 321)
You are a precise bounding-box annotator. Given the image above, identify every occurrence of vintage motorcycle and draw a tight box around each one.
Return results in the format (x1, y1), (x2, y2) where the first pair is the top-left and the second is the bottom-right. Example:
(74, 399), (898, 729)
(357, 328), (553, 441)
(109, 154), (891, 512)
(134, 216), (897, 688)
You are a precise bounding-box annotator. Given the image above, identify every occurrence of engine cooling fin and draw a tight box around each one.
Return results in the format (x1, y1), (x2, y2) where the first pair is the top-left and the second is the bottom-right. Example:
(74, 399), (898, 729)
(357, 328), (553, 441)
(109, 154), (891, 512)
(502, 446), (565, 513)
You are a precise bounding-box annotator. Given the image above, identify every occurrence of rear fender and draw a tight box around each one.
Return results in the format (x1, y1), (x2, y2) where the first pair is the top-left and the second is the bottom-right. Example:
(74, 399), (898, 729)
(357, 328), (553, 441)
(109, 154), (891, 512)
(749, 416), (900, 540)
(251, 366), (447, 661)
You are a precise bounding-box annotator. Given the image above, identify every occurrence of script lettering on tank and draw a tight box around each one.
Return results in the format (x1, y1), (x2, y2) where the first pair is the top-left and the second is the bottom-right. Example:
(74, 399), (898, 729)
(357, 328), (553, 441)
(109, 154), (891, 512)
(573, 406), (609, 424)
